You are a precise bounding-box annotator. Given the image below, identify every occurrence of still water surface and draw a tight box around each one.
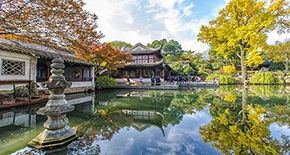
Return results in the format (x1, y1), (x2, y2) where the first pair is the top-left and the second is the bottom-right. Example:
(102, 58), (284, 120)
(0, 85), (289, 154)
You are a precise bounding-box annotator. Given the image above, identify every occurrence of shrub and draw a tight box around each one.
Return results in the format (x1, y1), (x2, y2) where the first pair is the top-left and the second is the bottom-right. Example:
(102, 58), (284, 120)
(250, 72), (280, 84)
(207, 74), (220, 81)
(218, 75), (236, 84)
(207, 74), (235, 84)
(95, 76), (118, 89)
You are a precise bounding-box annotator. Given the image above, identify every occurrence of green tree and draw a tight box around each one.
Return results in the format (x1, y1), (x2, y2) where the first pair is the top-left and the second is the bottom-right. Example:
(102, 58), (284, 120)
(147, 39), (184, 61)
(193, 59), (211, 75)
(109, 41), (132, 51)
(184, 65), (195, 75)
(181, 50), (195, 61)
(266, 39), (290, 73)
(147, 39), (167, 49)
(171, 61), (184, 75)
(197, 0), (290, 83)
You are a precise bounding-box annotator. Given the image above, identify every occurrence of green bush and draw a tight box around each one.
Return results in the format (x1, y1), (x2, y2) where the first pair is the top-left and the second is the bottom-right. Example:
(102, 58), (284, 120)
(207, 74), (235, 84)
(250, 72), (280, 84)
(218, 75), (236, 84)
(287, 73), (290, 76)
(95, 76), (118, 89)
(206, 74), (220, 81)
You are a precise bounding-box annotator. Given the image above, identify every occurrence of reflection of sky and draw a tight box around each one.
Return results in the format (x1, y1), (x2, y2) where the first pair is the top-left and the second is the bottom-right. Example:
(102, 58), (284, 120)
(269, 124), (290, 142)
(97, 111), (221, 155)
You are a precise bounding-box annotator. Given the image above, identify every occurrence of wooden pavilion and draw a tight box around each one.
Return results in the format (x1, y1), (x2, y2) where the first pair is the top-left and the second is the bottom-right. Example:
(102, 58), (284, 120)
(114, 43), (172, 79)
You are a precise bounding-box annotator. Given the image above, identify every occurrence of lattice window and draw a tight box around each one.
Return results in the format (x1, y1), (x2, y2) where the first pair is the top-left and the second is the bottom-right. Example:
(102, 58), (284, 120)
(1, 59), (25, 75)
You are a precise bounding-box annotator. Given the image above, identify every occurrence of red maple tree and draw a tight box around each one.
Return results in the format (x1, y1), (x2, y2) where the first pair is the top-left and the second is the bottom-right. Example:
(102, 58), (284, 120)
(75, 42), (132, 76)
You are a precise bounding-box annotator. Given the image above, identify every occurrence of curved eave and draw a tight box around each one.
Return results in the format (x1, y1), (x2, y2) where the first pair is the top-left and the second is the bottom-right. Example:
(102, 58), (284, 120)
(129, 43), (163, 59)
(0, 42), (91, 65)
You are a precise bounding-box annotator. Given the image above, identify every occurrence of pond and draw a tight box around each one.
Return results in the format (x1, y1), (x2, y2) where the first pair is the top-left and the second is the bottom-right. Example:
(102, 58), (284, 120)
(1, 85), (290, 155)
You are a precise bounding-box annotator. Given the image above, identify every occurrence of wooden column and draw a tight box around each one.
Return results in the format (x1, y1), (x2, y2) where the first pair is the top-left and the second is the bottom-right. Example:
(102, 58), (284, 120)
(28, 81), (31, 102)
(82, 67), (84, 81)
(13, 84), (16, 99)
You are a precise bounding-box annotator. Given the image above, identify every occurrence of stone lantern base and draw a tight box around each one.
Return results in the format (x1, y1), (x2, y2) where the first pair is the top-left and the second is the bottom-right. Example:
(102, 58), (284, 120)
(27, 126), (77, 152)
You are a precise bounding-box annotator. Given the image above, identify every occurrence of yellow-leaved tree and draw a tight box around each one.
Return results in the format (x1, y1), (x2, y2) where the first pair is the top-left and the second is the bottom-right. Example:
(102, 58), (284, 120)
(223, 65), (236, 75)
(197, 0), (290, 83)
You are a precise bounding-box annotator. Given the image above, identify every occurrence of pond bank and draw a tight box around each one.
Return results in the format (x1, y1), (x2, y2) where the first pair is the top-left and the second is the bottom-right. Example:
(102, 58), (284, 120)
(117, 81), (219, 90)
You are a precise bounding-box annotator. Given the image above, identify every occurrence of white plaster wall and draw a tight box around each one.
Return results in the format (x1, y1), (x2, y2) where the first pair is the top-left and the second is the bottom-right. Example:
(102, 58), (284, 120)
(64, 66), (92, 81)
(71, 81), (94, 87)
(0, 50), (37, 91)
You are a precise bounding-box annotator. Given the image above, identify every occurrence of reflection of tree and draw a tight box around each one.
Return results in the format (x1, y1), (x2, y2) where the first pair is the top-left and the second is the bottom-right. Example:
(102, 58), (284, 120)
(267, 105), (290, 128)
(163, 105), (185, 127)
(200, 87), (288, 154)
(76, 106), (133, 141)
(200, 105), (288, 154)
(67, 135), (101, 155)
(250, 85), (282, 100)
(171, 89), (214, 113)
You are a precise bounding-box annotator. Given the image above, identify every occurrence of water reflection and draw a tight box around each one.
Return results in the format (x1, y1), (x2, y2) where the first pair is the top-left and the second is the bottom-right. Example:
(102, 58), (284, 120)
(2, 86), (290, 154)
(0, 93), (94, 155)
(200, 86), (290, 154)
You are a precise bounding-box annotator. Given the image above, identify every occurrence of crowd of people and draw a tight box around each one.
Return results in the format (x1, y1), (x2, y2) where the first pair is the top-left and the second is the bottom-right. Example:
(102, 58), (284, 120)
(167, 75), (206, 84)
(126, 75), (208, 86)
(150, 76), (161, 86)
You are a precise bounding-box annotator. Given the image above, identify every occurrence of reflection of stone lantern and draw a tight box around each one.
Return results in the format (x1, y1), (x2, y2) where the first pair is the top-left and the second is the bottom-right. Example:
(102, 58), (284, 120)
(28, 58), (77, 151)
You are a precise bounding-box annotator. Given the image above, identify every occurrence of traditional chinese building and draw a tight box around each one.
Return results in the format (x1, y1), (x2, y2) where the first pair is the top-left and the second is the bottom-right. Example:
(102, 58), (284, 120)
(114, 43), (172, 81)
(0, 39), (94, 92)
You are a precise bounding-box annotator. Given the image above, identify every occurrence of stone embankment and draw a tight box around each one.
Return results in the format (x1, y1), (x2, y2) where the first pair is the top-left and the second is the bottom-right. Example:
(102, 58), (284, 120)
(117, 81), (219, 90)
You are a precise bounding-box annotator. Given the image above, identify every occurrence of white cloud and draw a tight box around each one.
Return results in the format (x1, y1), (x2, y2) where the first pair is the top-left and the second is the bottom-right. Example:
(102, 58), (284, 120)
(267, 31), (290, 45)
(83, 0), (289, 55)
(83, 0), (149, 45)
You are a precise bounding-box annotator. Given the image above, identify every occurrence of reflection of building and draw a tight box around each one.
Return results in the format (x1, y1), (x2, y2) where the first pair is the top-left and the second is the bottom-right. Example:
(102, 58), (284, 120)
(115, 43), (172, 80)
(0, 93), (95, 155)
(97, 91), (173, 136)
(0, 39), (94, 92)
(122, 109), (165, 136)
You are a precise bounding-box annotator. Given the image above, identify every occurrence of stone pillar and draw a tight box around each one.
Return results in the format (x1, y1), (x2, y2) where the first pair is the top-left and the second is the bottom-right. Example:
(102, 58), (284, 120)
(28, 58), (77, 151)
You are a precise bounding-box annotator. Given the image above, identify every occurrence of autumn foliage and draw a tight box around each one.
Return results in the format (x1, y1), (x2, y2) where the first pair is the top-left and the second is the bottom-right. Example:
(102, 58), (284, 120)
(75, 43), (133, 76)
(198, 0), (290, 83)
(0, 0), (103, 49)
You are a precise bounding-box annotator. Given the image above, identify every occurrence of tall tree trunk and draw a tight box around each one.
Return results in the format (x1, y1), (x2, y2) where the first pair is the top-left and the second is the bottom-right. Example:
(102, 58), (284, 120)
(241, 49), (247, 84)
(242, 86), (248, 124)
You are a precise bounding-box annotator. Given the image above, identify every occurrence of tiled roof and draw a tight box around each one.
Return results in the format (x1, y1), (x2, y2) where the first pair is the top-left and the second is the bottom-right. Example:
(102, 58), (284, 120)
(129, 43), (163, 58)
(0, 39), (90, 65)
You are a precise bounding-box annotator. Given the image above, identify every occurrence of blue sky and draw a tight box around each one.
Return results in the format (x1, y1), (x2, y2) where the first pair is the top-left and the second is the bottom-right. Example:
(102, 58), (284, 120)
(83, 0), (289, 53)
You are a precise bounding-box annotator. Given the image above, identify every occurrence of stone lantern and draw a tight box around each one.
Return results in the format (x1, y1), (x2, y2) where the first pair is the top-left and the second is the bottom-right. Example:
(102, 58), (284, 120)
(28, 58), (77, 151)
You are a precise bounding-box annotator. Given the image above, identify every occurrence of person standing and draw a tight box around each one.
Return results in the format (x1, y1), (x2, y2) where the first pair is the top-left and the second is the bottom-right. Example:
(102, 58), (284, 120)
(127, 76), (130, 85)
(151, 75), (155, 86)
(140, 76), (143, 85)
